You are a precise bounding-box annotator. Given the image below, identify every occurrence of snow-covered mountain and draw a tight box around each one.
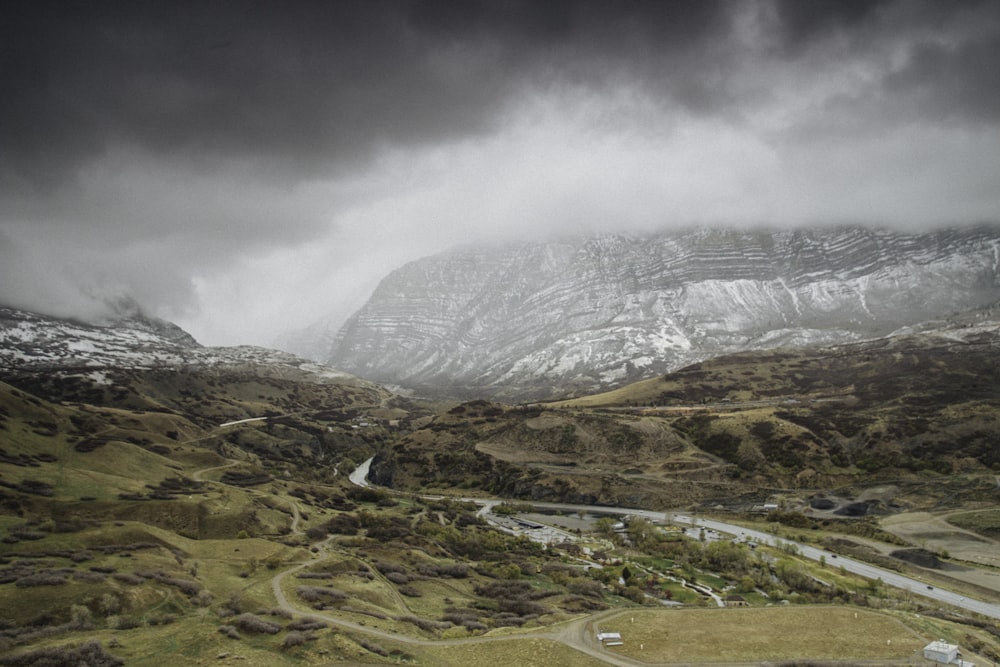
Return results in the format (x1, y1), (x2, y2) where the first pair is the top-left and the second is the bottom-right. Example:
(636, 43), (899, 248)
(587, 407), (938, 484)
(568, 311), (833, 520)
(324, 225), (1000, 399)
(0, 306), (360, 386)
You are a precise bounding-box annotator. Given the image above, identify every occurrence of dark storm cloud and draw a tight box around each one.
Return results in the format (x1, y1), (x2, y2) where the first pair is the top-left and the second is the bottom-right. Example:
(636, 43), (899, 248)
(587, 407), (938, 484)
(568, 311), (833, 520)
(3, 0), (997, 190)
(885, 33), (1000, 123)
(0, 0), (998, 343)
(771, 0), (890, 48)
(0, 0), (737, 193)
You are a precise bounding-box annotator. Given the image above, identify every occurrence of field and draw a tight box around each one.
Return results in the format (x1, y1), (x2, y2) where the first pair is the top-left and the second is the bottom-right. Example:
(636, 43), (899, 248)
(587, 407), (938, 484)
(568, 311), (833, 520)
(882, 511), (1000, 575)
(947, 508), (1000, 540)
(595, 606), (925, 663)
(416, 638), (612, 667)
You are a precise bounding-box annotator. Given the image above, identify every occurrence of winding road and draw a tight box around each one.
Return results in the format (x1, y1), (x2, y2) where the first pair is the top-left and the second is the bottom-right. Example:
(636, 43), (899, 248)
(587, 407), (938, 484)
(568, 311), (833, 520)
(188, 452), (639, 664)
(185, 440), (1000, 666)
(350, 457), (1000, 621)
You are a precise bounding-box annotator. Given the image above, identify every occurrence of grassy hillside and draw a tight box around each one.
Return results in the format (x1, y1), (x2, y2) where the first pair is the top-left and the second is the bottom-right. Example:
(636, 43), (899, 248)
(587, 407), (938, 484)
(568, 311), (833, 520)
(3, 325), (1000, 664)
(374, 326), (1000, 510)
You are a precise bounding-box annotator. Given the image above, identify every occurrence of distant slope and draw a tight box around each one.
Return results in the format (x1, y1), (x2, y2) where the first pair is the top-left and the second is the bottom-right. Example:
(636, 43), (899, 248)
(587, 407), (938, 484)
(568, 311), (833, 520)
(0, 305), (405, 452)
(372, 318), (1000, 508)
(0, 304), (426, 563)
(558, 317), (1000, 483)
(325, 225), (1000, 400)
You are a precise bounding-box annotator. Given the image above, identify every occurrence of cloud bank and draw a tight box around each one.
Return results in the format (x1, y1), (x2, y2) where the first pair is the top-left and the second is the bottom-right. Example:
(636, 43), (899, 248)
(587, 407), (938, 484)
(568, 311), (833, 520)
(1, 0), (998, 345)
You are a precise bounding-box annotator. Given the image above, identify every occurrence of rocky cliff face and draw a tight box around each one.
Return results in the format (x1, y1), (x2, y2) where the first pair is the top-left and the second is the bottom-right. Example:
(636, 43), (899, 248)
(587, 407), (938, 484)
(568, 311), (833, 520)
(326, 226), (1000, 399)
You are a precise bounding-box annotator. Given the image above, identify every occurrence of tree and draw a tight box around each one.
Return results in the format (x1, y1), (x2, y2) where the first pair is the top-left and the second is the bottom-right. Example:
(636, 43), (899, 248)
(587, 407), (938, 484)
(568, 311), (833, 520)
(737, 576), (756, 594)
(594, 517), (618, 541)
(626, 518), (656, 550)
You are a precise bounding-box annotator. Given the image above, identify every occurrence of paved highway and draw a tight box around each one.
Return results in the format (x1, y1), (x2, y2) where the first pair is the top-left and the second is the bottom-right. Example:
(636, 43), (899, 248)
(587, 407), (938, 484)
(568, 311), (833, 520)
(352, 459), (1000, 620)
(679, 513), (1000, 621)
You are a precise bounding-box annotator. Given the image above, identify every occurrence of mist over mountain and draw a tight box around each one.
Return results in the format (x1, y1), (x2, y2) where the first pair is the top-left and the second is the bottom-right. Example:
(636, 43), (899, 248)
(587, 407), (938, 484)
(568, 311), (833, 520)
(321, 225), (1000, 400)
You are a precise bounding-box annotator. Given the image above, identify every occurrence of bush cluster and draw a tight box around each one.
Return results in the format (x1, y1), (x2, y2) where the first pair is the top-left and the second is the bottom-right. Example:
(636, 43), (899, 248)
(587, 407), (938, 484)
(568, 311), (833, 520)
(296, 586), (347, 607)
(132, 569), (201, 596)
(287, 617), (327, 632)
(0, 640), (123, 667)
(217, 624), (240, 640)
(231, 613), (281, 635)
(394, 615), (452, 633)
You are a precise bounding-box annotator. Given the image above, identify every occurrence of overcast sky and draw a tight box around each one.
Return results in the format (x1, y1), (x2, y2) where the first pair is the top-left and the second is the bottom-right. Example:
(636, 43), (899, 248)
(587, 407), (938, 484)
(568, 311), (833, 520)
(2, 0), (999, 347)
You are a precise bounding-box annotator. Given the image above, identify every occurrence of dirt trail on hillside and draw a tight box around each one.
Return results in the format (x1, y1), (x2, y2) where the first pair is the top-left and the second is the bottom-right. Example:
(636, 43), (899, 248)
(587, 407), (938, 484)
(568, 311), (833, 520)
(267, 533), (640, 666)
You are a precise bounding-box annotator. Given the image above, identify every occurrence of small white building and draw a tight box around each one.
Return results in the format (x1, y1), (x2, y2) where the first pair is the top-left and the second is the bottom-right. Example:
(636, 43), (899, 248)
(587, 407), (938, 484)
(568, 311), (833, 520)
(923, 640), (959, 664)
(597, 632), (622, 643)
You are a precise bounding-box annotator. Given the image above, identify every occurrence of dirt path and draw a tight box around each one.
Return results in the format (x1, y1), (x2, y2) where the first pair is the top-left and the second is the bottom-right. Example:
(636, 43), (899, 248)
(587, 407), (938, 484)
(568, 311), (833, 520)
(190, 459), (239, 482)
(253, 494), (639, 664)
(189, 456), (305, 539)
(184, 450), (636, 661)
(267, 536), (640, 665)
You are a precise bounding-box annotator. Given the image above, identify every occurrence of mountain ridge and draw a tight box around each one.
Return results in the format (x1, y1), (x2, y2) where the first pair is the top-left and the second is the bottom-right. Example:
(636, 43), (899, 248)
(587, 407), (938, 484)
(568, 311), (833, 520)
(322, 225), (1000, 399)
(0, 306), (376, 410)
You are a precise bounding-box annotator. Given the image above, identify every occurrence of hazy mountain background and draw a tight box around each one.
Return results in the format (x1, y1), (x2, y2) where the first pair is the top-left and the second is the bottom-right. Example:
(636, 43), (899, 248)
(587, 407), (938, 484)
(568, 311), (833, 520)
(286, 225), (1000, 399)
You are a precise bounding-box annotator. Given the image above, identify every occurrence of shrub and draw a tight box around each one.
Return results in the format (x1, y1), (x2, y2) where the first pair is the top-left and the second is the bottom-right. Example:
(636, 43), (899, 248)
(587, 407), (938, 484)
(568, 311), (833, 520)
(0, 641), (125, 667)
(416, 563), (468, 578)
(8, 527), (45, 541)
(375, 561), (406, 575)
(147, 614), (177, 626)
(73, 570), (107, 583)
(304, 526), (327, 540)
(15, 573), (68, 587)
(385, 571), (410, 584)
(158, 576), (201, 596)
(218, 625), (240, 640)
(108, 615), (141, 630)
(323, 514), (360, 535)
(254, 608), (292, 618)
(14, 480), (54, 497)
(0, 565), (35, 584)
(130, 569), (201, 595)
(394, 615), (451, 633)
(493, 613), (527, 627)
(69, 605), (94, 631)
(296, 586), (347, 605)
(442, 610), (481, 626)
(232, 613), (281, 635)
(280, 631), (311, 650)
(0, 640), (123, 666)
(359, 640), (388, 657)
(287, 617), (327, 632)
(567, 579), (604, 598)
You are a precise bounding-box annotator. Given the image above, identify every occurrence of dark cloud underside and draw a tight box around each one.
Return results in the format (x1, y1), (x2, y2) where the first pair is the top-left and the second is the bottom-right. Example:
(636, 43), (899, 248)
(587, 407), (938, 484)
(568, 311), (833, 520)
(4, 1), (998, 184)
(0, 0), (998, 342)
